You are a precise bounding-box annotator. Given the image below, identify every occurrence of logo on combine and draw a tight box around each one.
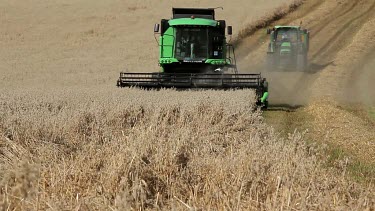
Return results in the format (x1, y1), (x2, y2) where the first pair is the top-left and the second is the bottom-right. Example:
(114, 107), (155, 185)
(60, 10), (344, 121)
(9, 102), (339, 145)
(183, 60), (204, 63)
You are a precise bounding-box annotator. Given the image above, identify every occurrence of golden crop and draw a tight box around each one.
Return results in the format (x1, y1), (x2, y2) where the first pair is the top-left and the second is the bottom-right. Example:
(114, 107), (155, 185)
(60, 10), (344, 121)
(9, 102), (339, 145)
(0, 89), (373, 210)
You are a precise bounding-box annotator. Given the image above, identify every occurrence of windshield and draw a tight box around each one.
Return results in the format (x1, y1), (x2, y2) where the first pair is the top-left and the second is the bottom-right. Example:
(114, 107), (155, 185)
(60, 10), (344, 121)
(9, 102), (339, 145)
(175, 27), (208, 60)
(276, 28), (298, 42)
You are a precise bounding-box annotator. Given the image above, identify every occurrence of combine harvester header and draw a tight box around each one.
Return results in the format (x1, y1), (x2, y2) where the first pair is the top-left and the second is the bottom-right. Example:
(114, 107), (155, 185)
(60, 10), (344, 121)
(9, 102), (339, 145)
(117, 7), (269, 107)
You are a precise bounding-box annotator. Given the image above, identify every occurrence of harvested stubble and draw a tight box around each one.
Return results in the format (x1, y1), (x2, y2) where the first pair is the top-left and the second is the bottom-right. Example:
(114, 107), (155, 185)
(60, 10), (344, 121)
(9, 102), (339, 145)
(235, 0), (304, 43)
(0, 88), (373, 210)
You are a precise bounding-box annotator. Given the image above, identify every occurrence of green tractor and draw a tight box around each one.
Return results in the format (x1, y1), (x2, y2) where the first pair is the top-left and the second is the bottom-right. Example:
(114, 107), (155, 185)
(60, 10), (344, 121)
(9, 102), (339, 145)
(117, 8), (269, 107)
(266, 26), (310, 71)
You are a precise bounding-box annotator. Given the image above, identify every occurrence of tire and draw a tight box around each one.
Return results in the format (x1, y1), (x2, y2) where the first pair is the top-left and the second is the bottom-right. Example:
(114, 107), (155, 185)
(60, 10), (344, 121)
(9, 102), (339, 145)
(263, 101), (269, 110)
(297, 54), (307, 72)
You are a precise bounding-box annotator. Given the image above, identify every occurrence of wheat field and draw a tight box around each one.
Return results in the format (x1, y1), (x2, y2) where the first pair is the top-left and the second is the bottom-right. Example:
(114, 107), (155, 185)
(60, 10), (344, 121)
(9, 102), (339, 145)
(0, 89), (374, 210)
(1, 0), (375, 210)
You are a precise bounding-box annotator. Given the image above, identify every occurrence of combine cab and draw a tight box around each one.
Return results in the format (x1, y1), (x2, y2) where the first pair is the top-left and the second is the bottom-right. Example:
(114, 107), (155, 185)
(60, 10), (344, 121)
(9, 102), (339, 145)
(266, 26), (310, 71)
(117, 8), (269, 107)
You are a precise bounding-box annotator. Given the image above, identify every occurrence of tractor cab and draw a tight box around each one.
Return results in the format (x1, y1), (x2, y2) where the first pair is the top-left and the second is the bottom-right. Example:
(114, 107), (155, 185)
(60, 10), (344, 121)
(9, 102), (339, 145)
(275, 27), (299, 42)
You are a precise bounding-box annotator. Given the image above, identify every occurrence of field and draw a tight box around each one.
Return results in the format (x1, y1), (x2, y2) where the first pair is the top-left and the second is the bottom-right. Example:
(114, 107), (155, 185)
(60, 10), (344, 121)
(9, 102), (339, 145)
(1, 90), (374, 210)
(1, 0), (375, 210)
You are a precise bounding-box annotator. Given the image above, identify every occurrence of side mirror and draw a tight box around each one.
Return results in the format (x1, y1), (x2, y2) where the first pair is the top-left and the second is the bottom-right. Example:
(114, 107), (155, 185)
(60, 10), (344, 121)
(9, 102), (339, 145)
(267, 28), (271, 34)
(154, 24), (160, 33)
(227, 26), (232, 35)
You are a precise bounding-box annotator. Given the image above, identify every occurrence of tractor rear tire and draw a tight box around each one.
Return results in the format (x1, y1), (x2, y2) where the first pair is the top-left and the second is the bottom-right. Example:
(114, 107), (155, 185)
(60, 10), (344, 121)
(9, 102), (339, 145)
(297, 54), (307, 72)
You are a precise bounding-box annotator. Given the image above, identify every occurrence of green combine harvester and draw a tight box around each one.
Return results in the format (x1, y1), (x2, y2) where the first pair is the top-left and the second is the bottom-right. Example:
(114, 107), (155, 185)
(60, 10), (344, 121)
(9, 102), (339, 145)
(117, 8), (269, 107)
(266, 26), (310, 71)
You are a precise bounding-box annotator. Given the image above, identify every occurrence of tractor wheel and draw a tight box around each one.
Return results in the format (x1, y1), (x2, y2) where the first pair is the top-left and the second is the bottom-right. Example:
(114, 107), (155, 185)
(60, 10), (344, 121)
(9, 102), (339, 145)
(264, 101), (269, 109)
(297, 54), (307, 72)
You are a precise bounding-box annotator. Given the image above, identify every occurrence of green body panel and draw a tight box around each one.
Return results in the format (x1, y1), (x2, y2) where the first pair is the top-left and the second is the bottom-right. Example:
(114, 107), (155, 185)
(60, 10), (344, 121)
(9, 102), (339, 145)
(169, 18), (217, 26)
(159, 58), (179, 64)
(280, 42), (292, 53)
(261, 92), (269, 103)
(281, 42), (291, 47)
(160, 27), (175, 58)
(205, 59), (229, 65)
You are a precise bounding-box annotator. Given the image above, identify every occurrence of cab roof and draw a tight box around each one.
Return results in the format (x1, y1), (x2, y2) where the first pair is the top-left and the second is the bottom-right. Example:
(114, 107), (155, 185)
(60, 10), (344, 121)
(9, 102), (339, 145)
(274, 26), (301, 29)
(169, 18), (217, 27)
(172, 8), (215, 20)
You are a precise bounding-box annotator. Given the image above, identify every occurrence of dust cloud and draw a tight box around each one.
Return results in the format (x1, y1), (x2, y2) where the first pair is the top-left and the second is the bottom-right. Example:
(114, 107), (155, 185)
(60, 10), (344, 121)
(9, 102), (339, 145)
(341, 50), (375, 106)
